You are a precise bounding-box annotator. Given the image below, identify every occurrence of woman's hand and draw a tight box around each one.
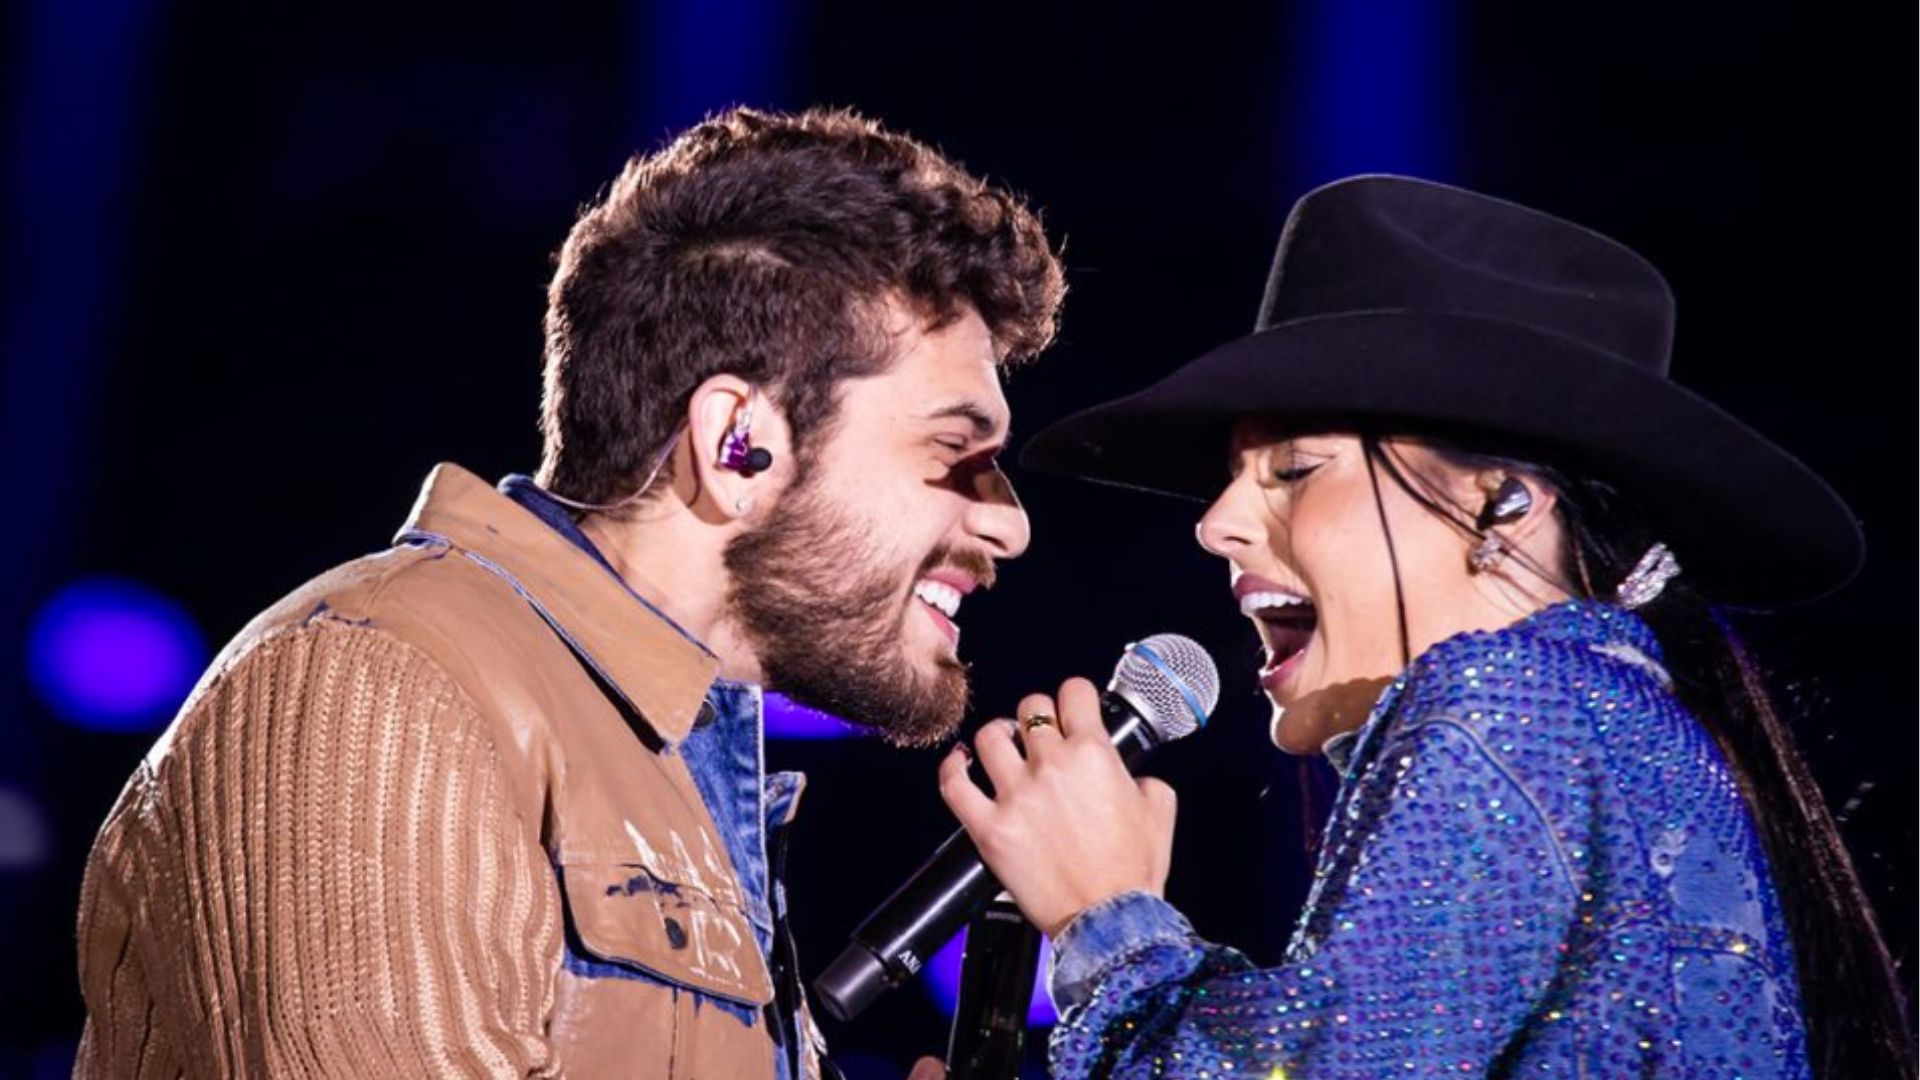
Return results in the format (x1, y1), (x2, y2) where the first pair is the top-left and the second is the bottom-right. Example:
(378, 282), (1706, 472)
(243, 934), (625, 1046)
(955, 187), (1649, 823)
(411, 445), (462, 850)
(938, 677), (1179, 937)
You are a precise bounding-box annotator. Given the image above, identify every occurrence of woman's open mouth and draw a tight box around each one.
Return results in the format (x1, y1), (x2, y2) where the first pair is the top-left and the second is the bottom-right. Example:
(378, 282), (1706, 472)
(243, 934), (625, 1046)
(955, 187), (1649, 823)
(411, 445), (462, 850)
(1236, 580), (1317, 695)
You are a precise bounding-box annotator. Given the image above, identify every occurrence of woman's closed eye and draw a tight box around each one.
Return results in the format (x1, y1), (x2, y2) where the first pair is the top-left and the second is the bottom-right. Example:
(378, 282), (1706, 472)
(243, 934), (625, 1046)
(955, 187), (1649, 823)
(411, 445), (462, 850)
(1266, 447), (1328, 485)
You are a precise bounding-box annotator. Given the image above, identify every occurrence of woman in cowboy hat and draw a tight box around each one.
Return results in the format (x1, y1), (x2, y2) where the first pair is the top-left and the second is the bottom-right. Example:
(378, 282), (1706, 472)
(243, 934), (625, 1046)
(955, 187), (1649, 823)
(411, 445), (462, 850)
(935, 177), (1910, 1078)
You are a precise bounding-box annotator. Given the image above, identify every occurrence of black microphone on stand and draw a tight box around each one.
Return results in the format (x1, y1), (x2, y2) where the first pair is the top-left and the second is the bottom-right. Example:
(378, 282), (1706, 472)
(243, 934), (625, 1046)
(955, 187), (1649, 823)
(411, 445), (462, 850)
(813, 634), (1220, 1023)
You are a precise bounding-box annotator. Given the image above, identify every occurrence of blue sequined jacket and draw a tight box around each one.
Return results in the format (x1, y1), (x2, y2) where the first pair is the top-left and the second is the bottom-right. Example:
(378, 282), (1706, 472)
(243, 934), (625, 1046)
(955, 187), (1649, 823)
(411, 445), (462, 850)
(1047, 601), (1809, 1078)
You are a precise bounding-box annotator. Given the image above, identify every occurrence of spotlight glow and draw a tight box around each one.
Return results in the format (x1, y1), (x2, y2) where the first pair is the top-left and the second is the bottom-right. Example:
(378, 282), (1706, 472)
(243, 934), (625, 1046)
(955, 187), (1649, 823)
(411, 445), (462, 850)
(764, 691), (860, 740)
(27, 578), (206, 731)
(0, 786), (52, 870)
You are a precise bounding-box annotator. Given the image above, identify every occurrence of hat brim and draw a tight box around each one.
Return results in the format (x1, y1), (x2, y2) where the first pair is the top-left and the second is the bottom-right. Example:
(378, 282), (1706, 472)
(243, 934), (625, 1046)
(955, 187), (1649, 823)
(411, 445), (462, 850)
(1021, 311), (1862, 609)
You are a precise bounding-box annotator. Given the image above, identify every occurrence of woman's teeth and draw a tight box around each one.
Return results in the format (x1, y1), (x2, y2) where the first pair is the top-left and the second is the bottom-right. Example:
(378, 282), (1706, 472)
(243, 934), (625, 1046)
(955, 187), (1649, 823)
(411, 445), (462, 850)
(913, 580), (962, 619)
(1242, 590), (1316, 676)
(1238, 590), (1310, 617)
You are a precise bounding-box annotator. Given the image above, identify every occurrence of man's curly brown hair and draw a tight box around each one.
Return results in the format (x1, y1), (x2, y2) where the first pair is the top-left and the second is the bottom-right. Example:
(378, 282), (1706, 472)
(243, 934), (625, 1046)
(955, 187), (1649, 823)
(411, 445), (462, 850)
(537, 107), (1066, 506)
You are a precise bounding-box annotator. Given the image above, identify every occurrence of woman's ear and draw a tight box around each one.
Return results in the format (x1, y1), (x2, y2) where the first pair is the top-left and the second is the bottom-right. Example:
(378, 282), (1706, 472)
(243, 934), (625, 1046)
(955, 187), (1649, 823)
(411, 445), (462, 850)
(1476, 471), (1557, 542)
(685, 376), (790, 520)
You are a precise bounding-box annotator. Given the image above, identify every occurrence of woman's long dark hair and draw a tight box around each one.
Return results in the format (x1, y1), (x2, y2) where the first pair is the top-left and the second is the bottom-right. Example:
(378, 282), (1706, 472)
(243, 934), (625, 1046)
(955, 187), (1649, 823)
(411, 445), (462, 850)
(1352, 430), (1912, 1079)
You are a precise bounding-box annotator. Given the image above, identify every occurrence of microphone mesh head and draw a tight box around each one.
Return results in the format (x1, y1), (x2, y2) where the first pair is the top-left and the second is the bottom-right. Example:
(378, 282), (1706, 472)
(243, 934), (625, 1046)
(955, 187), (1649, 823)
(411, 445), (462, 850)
(1109, 633), (1220, 741)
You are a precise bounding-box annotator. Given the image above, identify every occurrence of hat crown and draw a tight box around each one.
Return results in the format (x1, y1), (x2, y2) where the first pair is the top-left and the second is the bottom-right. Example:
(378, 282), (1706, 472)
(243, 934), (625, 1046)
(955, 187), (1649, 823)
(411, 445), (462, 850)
(1022, 174), (1862, 607)
(1257, 176), (1676, 375)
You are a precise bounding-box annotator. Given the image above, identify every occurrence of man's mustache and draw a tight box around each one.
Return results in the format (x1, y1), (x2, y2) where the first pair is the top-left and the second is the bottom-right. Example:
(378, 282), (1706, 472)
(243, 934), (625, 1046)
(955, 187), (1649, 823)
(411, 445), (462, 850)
(919, 547), (997, 592)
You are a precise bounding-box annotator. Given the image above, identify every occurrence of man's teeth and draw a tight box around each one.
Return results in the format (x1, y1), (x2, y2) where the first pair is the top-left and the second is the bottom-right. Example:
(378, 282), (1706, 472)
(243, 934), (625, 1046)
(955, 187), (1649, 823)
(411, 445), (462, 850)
(1239, 590), (1309, 617)
(913, 580), (962, 619)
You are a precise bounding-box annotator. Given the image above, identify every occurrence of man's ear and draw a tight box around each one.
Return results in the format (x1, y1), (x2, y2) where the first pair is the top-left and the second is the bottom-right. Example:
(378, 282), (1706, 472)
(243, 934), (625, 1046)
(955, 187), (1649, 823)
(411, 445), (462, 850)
(685, 375), (789, 520)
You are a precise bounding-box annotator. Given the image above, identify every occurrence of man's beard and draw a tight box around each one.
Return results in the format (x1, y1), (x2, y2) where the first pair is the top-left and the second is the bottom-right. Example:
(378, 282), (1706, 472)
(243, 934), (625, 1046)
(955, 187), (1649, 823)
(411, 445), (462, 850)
(723, 472), (980, 747)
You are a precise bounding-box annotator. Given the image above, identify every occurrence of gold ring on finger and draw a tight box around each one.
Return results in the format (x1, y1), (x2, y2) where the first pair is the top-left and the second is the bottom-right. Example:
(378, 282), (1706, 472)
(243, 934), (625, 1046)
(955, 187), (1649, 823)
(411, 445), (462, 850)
(1021, 712), (1057, 733)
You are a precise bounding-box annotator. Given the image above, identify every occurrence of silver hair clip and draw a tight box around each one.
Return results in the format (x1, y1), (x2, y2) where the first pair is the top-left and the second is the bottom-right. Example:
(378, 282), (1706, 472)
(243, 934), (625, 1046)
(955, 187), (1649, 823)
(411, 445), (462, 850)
(1615, 542), (1681, 610)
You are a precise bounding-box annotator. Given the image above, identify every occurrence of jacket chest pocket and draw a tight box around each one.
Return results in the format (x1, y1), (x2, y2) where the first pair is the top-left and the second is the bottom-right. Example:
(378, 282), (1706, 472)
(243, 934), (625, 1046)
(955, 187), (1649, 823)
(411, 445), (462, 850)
(556, 858), (777, 1079)
(561, 860), (774, 1005)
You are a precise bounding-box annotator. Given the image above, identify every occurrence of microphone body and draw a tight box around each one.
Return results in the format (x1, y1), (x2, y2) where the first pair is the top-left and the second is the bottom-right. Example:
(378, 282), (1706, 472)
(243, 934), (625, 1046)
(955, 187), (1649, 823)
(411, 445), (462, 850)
(944, 896), (1042, 1080)
(813, 635), (1217, 1023)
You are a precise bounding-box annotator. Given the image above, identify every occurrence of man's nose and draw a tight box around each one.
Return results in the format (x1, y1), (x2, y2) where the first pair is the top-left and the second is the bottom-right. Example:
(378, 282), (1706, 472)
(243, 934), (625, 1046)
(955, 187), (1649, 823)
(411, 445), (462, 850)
(964, 465), (1031, 560)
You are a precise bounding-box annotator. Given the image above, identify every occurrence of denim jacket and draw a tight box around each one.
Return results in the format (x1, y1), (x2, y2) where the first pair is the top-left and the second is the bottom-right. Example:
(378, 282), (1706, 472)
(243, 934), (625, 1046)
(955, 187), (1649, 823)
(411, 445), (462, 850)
(503, 476), (817, 1079)
(1048, 601), (1809, 1078)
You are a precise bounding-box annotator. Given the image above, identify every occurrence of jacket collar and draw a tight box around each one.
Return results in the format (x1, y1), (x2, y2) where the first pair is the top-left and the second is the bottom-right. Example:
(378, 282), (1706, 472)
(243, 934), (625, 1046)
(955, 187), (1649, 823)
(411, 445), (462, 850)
(396, 463), (720, 744)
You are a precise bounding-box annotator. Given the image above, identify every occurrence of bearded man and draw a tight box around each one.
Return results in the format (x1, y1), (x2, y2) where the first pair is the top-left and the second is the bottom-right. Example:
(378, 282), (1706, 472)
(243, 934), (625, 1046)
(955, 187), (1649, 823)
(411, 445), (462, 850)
(74, 107), (1065, 1079)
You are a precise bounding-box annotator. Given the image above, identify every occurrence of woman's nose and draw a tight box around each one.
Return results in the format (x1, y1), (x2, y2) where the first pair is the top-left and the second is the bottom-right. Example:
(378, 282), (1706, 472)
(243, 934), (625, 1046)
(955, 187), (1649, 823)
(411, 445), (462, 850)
(1196, 489), (1262, 558)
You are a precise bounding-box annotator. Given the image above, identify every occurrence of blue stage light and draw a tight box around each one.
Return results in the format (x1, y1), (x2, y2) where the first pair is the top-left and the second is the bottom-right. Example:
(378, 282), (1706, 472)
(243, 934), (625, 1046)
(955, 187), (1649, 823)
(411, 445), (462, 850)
(923, 926), (1059, 1027)
(764, 691), (860, 740)
(630, 0), (795, 148)
(0, 785), (52, 870)
(27, 578), (207, 731)
(31, 1040), (79, 1080)
(828, 1051), (906, 1080)
(1284, 0), (1459, 187)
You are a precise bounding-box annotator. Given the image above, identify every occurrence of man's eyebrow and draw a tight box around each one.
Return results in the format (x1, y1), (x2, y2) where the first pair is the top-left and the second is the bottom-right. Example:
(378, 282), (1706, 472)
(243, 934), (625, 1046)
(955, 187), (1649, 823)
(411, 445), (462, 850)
(921, 401), (1007, 442)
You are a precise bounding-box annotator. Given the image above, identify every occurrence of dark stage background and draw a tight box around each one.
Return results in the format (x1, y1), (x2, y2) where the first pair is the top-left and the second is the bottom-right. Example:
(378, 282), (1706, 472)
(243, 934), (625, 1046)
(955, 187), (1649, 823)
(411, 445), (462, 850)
(1, 3), (1913, 1077)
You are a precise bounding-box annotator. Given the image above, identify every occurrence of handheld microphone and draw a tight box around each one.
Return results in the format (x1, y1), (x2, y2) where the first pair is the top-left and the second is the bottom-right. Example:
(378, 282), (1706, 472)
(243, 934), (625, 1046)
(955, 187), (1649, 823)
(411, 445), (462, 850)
(812, 634), (1220, 1023)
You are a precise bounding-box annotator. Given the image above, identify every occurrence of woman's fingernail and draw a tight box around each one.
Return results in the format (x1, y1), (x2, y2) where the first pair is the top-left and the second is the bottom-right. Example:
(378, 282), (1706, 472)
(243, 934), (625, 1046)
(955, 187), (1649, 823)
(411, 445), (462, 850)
(953, 742), (971, 761)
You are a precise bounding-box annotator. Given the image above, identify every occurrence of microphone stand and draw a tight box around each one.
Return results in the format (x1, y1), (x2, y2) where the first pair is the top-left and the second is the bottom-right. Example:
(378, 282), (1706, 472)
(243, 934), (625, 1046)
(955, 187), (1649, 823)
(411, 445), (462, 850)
(944, 895), (1043, 1080)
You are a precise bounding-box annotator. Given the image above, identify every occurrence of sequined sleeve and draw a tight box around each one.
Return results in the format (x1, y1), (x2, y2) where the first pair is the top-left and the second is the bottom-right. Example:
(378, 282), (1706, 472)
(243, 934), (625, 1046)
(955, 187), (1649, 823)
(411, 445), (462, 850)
(1047, 718), (1585, 1079)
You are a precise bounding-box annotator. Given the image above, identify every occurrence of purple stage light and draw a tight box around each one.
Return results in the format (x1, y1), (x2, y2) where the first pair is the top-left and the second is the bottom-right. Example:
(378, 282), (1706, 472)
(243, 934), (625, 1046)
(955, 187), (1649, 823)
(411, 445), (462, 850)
(923, 926), (1059, 1027)
(764, 691), (860, 740)
(27, 578), (207, 732)
(0, 786), (52, 870)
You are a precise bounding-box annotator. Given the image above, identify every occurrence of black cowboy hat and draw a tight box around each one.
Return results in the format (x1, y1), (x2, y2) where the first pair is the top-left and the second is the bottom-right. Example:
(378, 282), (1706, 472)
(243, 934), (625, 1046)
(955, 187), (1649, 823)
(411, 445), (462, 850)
(1021, 175), (1862, 609)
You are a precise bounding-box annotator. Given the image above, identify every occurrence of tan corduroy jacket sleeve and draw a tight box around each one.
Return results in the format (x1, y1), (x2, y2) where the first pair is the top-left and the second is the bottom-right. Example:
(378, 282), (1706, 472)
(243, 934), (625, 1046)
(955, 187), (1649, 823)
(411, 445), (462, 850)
(75, 621), (565, 1078)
